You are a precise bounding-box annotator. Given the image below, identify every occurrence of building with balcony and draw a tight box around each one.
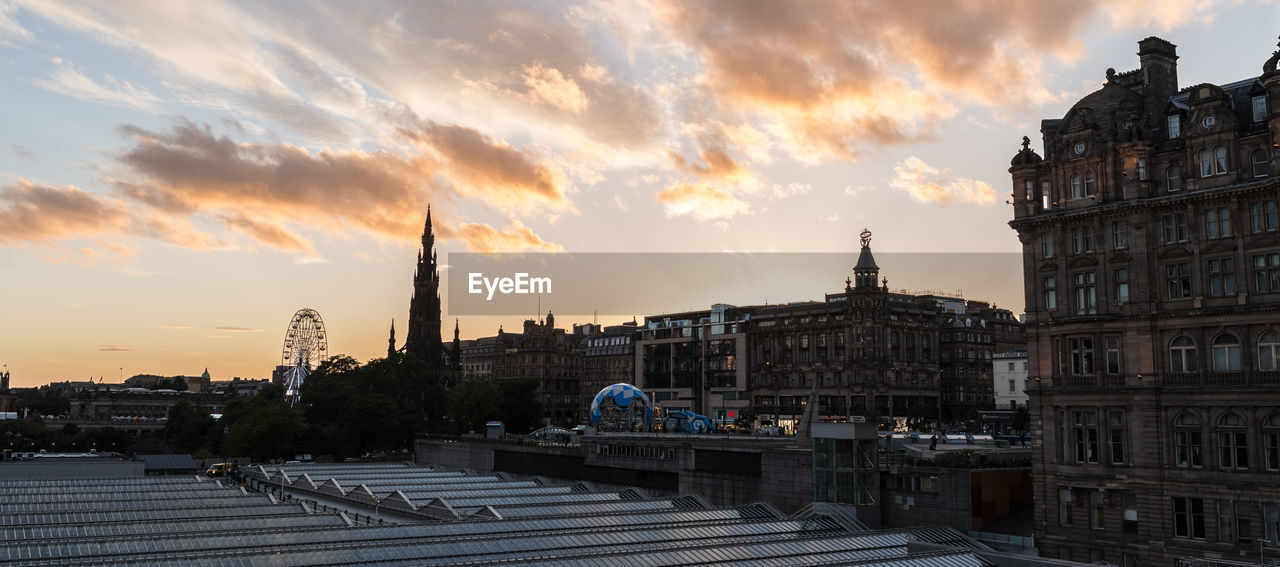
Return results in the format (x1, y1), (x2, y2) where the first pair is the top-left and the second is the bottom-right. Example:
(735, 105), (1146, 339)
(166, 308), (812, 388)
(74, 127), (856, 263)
(1008, 36), (1280, 566)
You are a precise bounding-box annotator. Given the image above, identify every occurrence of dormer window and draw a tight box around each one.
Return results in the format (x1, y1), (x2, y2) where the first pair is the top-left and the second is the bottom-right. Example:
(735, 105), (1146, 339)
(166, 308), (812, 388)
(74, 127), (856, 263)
(1255, 96), (1268, 123)
(1202, 114), (1216, 128)
(1168, 115), (1181, 139)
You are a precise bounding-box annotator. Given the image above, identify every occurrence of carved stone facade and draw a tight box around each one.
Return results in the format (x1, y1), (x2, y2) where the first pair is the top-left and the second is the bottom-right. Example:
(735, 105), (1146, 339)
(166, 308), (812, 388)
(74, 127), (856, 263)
(1009, 37), (1280, 566)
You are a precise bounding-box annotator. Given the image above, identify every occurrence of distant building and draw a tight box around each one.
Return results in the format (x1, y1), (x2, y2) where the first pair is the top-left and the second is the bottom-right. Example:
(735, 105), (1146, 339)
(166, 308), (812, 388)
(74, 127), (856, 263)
(635, 231), (1023, 431)
(580, 320), (641, 418)
(992, 350), (1029, 410)
(1008, 36), (1279, 565)
(491, 313), (585, 426)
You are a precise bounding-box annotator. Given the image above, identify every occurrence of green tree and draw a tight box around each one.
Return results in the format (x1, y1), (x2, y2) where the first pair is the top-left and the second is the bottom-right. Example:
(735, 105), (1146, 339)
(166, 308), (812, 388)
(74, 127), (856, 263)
(223, 384), (303, 460)
(445, 376), (500, 434)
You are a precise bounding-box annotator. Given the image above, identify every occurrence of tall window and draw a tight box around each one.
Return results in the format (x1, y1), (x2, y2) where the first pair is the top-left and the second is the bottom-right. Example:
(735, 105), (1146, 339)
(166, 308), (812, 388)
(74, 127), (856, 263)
(1260, 332), (1280, 371)
(1115, 268), (1130, 303)
(1264, 414), (1280, 471)
(1105, 336), (1122, 375)
(1174, 412), (1203, 467)
(1219, 501), (1253, 543)
(1109, 410), (1126, 464)
(1166, 262), (1191, 299)
(1060, 488), (1074, 526)
(1205, 208), (1232, 239)
(890, 332), (899, 362)
(1074, 272), (1097, 315)
(1163, 213), (1188, 243)
(1212, 334), (1242, 372)
(1071, 173), (1083, 199)
(1042, 233), (1056, 258)
(1168, 114), (1181, 139)
(1091, 490), (1105, 529)
(1170, 336), (1197, 373)
(1112, 222), (1126, 249)
(1255, 149), (1271, 178)
(1045, 277), (1058, 310)
(1254, 253), (1280, 293)
(1215, 146), (1229, 175)
(1251, 201), (1278, 232)
(1268, 504), (1280, 543)
(1137, 158), (1148, 180)
(1073, 410), (1099, 463)
(1072, 226), (1094, 254)
(1167, 166), (1182, 192)
(1208, 258), (1236, 297)
(1070, 337), (1094, 375)
(1255, 95), (1268, 123)
(1174, 497), (1206, 539)
(1218, 412), (1248, 469)
(1200, 148), (1213, 177)
(1084, 171), (1097, 196)
(1123, 492), (1139, 534)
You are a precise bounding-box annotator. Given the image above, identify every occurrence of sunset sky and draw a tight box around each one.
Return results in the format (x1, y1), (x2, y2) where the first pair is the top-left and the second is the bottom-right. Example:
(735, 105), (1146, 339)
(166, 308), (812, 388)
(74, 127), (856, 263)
(1, 1), (1277, 387)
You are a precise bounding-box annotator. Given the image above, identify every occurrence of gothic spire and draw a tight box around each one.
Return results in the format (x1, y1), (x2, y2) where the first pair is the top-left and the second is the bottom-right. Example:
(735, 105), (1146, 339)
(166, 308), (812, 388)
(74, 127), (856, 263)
(406, 206), (444, 369)
(388, 319), (396, 358)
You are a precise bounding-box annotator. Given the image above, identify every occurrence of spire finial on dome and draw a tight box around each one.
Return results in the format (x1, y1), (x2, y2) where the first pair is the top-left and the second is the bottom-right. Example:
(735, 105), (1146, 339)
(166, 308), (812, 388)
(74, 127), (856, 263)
(859, 228), (872, 248)
(1021, 136), (1030, 151)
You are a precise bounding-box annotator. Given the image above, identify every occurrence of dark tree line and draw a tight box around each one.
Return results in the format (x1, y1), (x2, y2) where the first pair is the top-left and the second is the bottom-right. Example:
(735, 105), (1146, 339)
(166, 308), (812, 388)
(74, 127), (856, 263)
(150, 352), (544, 461)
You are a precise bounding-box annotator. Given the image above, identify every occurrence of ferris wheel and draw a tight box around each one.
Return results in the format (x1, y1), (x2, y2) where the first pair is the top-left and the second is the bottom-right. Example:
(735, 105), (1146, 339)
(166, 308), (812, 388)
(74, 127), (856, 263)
(280, 308), (328, 405)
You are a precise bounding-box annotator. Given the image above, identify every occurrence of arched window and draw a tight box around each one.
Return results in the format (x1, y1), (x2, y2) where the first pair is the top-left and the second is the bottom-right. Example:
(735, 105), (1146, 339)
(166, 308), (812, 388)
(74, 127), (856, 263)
(1174, 412), (1203, 467)
(1200, 148), (1213, 177)
(1071, 173), (1082, 199)
(1170, 336), (1198, 373)
(1167, 166), (1182, 192)
(1211, 333), (1242, 372)
(1264, 414), (1280, 471)
(1253, 149), (1270, 178)
(1259, 332), (1280, 372)
(1214, 146), (1228, 175)
(1217, 412), (1248, 469)
(1084, 171), (1097, 196)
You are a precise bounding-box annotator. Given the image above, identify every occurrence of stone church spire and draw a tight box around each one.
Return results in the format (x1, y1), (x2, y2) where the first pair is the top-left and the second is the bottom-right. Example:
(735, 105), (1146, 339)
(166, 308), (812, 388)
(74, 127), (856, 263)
(387, 319), (396, 358)
(406, 206), (444, 370)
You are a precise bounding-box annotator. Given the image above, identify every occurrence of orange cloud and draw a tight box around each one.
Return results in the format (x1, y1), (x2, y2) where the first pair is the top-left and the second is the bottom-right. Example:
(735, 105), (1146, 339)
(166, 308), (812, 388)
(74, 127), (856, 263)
(113, 119), (439, 243)
(889, 156), (997, 206)
(220, 214), (314, 253)
(448, 220), (563, 253)
(655, 182), (749, 220)
(400, 119), (567, 208)
(0, 181), (130, 244)
(667, 147), (750, 184)
(655, 0), (1095, 161)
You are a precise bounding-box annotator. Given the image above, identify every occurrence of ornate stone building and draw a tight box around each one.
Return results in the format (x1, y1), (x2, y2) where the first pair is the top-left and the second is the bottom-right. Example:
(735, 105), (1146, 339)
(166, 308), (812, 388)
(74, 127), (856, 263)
(491, 313), (586, 426)
(636, 231), (1021, 430)
(1009, 37), (1280, 566)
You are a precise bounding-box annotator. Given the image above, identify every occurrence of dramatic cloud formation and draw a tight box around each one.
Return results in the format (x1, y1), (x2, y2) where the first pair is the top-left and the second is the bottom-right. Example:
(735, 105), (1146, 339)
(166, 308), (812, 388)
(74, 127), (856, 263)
(889, 157), (998, 206)
(0, 181), (130, 244)
(398, 118), (568, 209)
(449, 220), (564, 253)
(112, 119), (439, 243)
(655, 182), (750, 220)
(654, 0), (1095, 160)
